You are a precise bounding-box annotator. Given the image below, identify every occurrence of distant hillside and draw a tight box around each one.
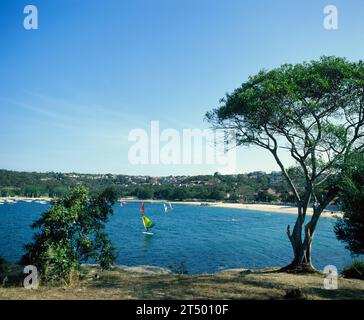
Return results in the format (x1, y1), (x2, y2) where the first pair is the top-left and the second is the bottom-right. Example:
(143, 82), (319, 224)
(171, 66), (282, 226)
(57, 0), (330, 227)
(0, 169), (304, 202)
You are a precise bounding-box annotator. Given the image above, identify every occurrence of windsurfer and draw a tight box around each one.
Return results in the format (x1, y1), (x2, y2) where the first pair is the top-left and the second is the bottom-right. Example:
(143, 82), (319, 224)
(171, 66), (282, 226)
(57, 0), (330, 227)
(142, 213), (149, 232)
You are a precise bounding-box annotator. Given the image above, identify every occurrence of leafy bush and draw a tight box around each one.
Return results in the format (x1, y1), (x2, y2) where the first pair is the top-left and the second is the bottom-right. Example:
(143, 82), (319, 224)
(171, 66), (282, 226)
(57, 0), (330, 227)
(342, 261), (364, 280)
(21, 186), (117, 284)
(335, 152), (364, 255)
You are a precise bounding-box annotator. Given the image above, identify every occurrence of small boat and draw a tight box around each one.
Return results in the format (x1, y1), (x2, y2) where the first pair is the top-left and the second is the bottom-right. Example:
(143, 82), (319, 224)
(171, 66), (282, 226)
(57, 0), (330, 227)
(163, 202), (173, 213)
(35, 200), (47, 205)
(119, 201), (127, 207)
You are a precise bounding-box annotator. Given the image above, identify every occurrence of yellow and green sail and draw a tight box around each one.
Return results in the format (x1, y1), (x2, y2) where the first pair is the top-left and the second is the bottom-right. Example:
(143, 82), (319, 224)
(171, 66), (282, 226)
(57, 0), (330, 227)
(142, 215), (154, 229)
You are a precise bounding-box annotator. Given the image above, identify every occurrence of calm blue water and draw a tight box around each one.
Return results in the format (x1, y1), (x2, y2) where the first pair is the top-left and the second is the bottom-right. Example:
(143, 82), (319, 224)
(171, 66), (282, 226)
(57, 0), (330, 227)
(0, 201), (354, 274)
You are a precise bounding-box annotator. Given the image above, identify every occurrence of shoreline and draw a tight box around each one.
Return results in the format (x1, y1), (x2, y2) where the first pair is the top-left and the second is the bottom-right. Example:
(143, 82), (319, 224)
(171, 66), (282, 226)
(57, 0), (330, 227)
(123, 199), (343, 218)
(0, 196), (343, 218)
(0, 196), (53, 201)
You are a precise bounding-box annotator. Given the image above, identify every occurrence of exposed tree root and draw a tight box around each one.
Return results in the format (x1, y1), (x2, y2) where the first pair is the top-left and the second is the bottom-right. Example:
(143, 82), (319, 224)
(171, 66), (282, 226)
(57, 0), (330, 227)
(279, 263), (319, 274)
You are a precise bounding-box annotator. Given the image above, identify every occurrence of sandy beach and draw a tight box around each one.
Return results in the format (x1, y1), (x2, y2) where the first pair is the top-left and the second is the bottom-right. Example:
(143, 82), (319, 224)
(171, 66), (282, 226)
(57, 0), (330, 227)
(204, 202), (342, 218)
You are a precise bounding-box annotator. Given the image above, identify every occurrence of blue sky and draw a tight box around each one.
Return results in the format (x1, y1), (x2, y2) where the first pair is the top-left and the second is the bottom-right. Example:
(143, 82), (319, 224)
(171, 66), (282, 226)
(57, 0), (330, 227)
(0, 0), (363, 176)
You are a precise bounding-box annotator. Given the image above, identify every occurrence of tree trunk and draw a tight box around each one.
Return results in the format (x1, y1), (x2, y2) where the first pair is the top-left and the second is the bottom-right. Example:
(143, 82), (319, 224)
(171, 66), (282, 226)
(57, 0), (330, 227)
(281, 207), (321, 273)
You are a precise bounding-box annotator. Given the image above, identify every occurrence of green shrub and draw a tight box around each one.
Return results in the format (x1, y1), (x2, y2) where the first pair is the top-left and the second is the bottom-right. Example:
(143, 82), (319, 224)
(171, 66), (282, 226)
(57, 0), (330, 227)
(342, 261), (364, 280)
(21, 186), (117, 284)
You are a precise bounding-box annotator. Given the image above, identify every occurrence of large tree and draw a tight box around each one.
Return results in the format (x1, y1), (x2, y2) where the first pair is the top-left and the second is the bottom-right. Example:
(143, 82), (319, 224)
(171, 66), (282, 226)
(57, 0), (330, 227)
(206, 56), (364, 271)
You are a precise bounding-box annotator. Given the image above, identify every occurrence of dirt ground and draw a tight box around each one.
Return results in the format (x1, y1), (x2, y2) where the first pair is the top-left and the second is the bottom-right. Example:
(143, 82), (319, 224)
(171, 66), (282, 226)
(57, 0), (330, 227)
(0, 266), (363, 300)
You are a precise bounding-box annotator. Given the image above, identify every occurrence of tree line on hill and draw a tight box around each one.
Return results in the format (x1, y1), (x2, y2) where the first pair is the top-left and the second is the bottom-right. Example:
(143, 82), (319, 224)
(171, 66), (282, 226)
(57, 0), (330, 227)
(0, 169), (303, 203)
